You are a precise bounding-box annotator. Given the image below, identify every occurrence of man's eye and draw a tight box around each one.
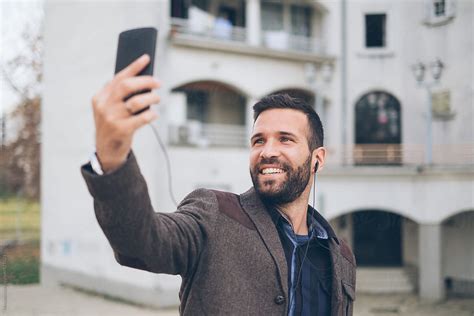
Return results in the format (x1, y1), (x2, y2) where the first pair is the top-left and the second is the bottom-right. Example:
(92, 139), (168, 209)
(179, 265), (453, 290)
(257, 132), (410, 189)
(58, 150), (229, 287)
(253, 139), (264, 145)
(280, 137), (291, 142)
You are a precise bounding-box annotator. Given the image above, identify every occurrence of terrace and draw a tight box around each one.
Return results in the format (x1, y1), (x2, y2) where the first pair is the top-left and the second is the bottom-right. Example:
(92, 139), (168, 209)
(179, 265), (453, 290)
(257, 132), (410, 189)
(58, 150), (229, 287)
(169, 0), (328, 57)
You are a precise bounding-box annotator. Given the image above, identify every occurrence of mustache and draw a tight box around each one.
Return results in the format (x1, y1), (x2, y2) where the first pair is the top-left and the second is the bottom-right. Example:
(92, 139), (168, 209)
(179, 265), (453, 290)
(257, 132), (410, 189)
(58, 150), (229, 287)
(254, 157), (290, 171)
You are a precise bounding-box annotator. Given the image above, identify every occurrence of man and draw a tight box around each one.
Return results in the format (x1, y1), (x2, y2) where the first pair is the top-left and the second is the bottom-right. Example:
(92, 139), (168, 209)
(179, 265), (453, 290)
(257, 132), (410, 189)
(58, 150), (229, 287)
(82, 55), (356, 315)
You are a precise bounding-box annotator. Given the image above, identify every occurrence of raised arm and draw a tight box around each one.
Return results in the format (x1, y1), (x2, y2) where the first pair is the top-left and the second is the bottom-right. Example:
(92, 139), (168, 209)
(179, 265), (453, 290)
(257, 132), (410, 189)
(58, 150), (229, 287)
(81, 154), (217, 276)
(82, 55), (217, 276)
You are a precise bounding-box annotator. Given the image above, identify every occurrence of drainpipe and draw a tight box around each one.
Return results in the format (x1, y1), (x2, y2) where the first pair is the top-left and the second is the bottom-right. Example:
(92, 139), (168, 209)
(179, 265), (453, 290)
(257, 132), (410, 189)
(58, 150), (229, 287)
(341, 0), (348, 165)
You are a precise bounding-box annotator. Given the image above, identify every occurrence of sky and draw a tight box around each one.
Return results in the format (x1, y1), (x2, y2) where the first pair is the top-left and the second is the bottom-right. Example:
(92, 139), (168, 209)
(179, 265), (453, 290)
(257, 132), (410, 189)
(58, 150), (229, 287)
(0, 0), (43, 115)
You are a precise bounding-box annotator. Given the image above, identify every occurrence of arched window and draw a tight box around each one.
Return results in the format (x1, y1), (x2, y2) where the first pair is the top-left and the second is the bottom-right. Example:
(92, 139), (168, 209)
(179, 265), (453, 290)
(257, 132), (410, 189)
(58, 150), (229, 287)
(170, 81), (247, 148)
(354, 91), (401, 165)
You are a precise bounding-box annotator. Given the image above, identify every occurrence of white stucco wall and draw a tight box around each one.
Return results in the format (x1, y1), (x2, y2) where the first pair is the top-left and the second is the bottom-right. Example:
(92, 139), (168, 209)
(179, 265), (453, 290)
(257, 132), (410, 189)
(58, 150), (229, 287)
(345, 0), (473, 149)
(41, 0), (474, 305)
(41, 0), (178, 304)
(320, 167), (473, 224)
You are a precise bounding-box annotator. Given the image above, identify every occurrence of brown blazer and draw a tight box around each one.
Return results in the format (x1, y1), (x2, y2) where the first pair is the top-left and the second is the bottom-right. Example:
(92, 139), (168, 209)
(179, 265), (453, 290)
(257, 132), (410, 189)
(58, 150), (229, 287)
(81, 152), (356, 315)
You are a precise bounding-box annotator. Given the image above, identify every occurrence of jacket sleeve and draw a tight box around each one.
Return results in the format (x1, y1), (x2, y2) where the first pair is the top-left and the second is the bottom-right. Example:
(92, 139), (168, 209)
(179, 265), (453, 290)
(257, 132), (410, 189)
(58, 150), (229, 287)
(80, 151), (218, 277)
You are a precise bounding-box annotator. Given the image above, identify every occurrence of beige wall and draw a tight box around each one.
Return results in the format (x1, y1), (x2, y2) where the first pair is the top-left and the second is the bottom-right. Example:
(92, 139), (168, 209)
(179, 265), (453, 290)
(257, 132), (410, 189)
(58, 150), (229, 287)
(208, 91), (245, 125)
(443, 211), (474, 280)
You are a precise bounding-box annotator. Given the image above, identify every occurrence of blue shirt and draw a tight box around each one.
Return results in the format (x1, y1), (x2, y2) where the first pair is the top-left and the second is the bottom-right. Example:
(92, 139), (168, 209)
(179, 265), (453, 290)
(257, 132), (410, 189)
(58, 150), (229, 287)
(275, 208), (332, 316)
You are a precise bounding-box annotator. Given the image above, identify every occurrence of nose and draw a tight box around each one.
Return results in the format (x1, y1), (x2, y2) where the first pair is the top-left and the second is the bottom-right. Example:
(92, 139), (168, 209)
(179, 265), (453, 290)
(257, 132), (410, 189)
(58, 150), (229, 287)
(260, 139), (280, 159)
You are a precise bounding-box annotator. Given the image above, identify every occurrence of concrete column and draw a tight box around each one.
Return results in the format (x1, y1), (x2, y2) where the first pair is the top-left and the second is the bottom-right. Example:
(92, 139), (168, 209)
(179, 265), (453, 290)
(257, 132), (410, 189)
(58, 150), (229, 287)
(418, 223), (444, 300)
(246, 0), (261, 46)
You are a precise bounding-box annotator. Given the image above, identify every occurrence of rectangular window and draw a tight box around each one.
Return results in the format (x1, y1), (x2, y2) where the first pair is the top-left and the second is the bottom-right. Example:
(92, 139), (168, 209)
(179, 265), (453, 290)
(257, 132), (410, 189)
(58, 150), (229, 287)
(171, 0), (210, 18)
(192, 0), (209, 11)
(365, 14), (386, 48)
(261, 2), (284, 31)
(290, 5), (312, 37)
(171, 0), (188, 18)
(434, 0), (446, 16)
(186, 91), (209, 123)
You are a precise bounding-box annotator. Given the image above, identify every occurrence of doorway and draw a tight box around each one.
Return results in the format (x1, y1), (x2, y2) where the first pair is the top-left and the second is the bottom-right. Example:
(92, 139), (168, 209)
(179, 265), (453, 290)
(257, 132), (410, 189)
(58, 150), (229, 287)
(352, 211), (402, 266)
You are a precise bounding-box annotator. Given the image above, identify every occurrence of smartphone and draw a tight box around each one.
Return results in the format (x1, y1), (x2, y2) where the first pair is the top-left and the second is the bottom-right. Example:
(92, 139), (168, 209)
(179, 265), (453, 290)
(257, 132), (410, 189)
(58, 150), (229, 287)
(115, 27), (158, 115)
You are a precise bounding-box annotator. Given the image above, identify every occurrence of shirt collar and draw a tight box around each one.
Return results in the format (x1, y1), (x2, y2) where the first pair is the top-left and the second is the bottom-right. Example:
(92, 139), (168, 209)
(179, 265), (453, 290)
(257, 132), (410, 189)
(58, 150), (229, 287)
(275, 207), (329, 240)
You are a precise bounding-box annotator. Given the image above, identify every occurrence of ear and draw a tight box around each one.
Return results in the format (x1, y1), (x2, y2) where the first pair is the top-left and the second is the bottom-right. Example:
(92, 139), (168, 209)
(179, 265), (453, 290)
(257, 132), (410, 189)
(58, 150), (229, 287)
(312, 147), (326, 173)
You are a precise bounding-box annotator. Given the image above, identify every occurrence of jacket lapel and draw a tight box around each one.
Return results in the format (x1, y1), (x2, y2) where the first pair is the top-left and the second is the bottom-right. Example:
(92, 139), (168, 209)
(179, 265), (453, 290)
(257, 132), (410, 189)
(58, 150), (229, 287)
(329, 238), (343, 316)
(239, 188), (288, 299)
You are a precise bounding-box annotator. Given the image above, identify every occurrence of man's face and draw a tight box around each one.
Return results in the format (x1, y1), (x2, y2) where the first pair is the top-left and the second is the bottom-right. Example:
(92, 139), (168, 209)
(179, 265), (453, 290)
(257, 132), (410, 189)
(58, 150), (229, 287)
(249, 108), (313, 205)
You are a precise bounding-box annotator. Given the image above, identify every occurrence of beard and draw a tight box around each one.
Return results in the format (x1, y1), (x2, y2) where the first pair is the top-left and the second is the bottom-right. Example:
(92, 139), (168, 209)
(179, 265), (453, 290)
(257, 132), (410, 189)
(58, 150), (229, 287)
(250, 155), (312, 206)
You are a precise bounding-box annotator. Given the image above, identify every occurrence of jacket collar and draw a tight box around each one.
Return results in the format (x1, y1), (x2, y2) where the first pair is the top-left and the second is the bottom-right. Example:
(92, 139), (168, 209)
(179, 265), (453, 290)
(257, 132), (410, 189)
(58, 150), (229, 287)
(239, 187), (289, 300)
(241, 187), (339, 242)
(239, 187), (344, 315)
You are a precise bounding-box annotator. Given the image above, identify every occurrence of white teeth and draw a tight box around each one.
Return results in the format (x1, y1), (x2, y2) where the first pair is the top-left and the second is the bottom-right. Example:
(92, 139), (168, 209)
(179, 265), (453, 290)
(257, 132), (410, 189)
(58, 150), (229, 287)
(262, 168), (284, 174)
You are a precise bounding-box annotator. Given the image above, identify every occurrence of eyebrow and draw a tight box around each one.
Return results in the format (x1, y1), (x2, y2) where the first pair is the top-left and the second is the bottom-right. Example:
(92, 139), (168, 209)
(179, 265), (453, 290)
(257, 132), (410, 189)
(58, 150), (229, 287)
(250, 131), (298, 141)
(279, 131), (297, 138)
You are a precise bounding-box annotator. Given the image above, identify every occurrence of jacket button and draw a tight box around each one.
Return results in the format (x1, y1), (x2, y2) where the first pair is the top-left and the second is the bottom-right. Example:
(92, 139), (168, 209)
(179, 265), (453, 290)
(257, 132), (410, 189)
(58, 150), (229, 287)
(274, 295), (285, 305)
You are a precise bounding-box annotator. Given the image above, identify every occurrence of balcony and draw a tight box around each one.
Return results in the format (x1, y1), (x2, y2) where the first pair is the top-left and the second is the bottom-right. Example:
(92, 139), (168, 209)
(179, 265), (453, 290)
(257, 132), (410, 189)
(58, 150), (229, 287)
(167, 123), (474, 168)
(170, 17), (326, 56)
(170, 17), (247, 44)
(338, 144), (474, 167)
(169, 121), (247, 148)
(170, 18), (326, 58)
(261, 30), (325, 54)
(168, 1), (330, 62)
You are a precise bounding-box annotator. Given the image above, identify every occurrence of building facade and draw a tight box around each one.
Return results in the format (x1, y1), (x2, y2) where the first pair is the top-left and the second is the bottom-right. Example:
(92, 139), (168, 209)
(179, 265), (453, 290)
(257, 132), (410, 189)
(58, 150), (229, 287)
(41, 0), (473, 308)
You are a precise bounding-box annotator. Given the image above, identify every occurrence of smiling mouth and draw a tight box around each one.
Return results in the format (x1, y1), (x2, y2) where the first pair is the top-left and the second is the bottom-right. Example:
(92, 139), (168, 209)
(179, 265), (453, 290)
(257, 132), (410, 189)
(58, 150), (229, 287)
(260, 168), (285, 175)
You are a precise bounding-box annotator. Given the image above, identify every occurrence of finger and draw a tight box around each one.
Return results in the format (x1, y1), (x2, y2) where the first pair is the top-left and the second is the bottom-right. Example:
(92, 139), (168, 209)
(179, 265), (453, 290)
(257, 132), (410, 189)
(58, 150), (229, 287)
(124, 92), (161, 114)
(115, 54), (150, 80)
(124, 109), (158, 131)
(112, 76), (161, 101)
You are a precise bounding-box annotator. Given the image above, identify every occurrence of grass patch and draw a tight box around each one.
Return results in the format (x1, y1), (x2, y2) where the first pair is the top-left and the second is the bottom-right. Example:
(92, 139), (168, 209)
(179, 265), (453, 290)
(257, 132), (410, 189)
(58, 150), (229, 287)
(0, 241), (40, 284)
(1, 256), (39, 284)
(0, 198), (40, 284)
(0, 197), (40, 241)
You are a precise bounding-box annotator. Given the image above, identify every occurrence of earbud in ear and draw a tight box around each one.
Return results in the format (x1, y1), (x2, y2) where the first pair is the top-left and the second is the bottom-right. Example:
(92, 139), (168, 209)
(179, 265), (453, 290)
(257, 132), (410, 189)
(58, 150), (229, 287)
(314, 161), (319, 173)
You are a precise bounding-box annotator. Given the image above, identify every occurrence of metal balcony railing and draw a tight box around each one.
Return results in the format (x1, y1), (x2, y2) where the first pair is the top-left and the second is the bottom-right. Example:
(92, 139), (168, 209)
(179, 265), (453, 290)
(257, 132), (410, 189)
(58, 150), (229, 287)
(262, 31), (326, 54)
(170, 18), (326, 55)
(168, 124), (474, 166)
(170, 17), (247, 43)
(338, 144), (474, 166)
(169, 122), (247, 148)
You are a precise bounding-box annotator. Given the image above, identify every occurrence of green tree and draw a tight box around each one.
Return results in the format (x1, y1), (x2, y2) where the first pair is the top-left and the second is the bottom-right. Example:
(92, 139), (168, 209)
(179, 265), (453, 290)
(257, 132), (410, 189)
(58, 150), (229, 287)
(0, 2), (43, 199)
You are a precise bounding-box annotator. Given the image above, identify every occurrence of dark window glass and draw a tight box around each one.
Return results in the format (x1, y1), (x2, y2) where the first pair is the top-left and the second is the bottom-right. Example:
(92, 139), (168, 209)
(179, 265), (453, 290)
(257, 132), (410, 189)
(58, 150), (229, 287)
(218, 6), (237, 26)
(186, 91), (209, 123)
(261, 2), (284, 31)
(434, 0), (446, 16)
(354, 91), (402, 165)
(365, 14), (386, 48)
(355, 91), (401, 144)
(171, 0), (210, 18)
(192, 0), (208, 11)
(171, 0), (188, 18)
(290, 5), (312, 37)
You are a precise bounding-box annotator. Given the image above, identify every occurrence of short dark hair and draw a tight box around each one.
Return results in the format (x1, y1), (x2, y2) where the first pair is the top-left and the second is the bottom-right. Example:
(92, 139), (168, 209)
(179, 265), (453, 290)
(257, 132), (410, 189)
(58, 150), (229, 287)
(253, 93), (324, 150)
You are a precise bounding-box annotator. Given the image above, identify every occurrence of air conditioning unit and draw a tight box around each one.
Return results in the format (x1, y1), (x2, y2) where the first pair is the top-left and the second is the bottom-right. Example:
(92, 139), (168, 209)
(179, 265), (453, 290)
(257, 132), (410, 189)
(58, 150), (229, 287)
(169, 121), (209, 147)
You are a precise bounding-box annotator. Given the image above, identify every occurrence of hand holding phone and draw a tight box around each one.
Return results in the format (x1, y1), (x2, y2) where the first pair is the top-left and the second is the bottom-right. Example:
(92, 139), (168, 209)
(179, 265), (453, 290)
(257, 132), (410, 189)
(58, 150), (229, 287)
(115, 27), (158, 114)
(91, 27), (160, 172)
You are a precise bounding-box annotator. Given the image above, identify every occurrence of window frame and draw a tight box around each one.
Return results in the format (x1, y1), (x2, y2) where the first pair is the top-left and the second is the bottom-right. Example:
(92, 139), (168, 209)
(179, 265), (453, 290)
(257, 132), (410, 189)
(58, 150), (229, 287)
(364, 13), (387, 48)
(424, 0), (456, 26)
